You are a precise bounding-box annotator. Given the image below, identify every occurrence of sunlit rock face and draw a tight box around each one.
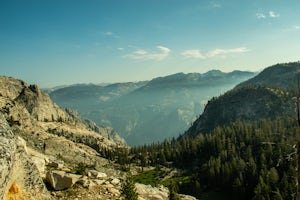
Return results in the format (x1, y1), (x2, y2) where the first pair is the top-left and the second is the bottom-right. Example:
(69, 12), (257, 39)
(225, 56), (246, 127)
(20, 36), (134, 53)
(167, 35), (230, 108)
(0, 113), (52, 200)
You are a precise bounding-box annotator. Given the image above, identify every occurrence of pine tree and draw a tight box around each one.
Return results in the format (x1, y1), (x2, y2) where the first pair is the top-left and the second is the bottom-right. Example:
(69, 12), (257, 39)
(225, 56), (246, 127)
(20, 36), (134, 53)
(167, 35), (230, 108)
(121, 178), (138, 200)
(253, 176), (270, 200)
(168, 182), (180, 200)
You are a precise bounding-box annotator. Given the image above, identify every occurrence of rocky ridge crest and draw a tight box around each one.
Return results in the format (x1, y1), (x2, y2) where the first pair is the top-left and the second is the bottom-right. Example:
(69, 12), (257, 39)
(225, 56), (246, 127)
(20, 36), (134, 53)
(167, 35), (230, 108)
(0, 76), (125, 149)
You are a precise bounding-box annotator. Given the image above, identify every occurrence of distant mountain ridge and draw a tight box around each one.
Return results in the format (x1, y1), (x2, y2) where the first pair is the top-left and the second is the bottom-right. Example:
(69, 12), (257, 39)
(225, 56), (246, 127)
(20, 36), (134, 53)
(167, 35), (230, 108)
(49, 70), (255, 145)
(43, 83), (112, 94)
(185, 62), (300, 137)
(143, 70), (255, 88)
(50, 81), (147, 102)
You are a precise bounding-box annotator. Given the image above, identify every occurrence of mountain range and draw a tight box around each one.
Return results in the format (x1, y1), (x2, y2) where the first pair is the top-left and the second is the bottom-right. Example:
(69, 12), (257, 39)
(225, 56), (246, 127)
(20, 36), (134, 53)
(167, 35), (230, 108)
(49, 70), (255, 145)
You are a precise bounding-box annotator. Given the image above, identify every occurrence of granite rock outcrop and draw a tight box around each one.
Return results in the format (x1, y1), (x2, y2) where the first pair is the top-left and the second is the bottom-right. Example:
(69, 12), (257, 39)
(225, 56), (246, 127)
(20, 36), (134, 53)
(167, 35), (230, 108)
(0, 113), (52, 200)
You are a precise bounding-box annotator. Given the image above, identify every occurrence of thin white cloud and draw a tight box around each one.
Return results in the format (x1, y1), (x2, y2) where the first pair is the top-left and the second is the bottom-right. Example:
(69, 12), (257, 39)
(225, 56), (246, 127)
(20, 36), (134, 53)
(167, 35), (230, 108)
(211, 2), (221, 8)
(281, 25), (300, 32)
(157, 46), (171, 54)
(207, 49), (225, 57)
(182, 47), (249, 59)
(182, 50), (205, 59)
(124, 46), (171, 61)
(269, 11), (280, 18)
(294, 25), (300, 30)
(101, 31), (120, 38)
(256, 11), (280, 19)
(103, 31), (113, 36)
(117, 47), (124, 51)
(256, 13), (266, 19)
(135, 50), (147, 55)
(207, 47), (249, 57)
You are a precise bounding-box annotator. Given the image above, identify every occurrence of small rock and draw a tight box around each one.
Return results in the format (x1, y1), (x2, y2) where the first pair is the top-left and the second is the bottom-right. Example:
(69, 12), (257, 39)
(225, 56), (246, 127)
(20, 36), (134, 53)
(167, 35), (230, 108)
(88, 181), (97, 190)
(78, 177), (89, 188)
(87, 170), (107, 179)
(108, 187), (120, 196)
(48, 161), (64, 169)
(135, 183), (169, 200)
(179, 194), (198, 200)
(93, 179), (105, 185)
(105, 183), (114, 188)
(111, 178), (120, 185)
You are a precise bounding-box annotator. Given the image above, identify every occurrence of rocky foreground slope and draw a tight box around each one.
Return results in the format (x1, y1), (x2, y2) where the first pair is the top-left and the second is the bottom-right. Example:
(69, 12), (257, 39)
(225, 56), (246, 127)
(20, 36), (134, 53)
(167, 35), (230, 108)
(0, 76), (197, 200)
(0, 113), (51, 200)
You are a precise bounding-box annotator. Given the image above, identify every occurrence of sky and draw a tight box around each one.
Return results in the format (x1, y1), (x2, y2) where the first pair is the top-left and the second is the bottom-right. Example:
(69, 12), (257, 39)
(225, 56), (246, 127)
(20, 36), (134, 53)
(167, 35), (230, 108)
(0, 0), (300, 88)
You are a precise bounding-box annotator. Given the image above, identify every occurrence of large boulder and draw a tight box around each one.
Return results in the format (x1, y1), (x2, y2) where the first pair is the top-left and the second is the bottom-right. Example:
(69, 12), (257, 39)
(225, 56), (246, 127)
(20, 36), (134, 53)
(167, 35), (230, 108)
(135, 183), (198, 200)
(46, 170), (81, 191)
(0, 113), (51, 200)
(135, 183), (169, 200)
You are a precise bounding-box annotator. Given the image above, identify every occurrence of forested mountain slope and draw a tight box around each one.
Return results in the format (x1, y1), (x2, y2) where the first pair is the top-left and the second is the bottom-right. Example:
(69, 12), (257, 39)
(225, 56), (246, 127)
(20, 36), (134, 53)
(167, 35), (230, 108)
(186, 86), (295, 136)
(186, 62), (299, 137)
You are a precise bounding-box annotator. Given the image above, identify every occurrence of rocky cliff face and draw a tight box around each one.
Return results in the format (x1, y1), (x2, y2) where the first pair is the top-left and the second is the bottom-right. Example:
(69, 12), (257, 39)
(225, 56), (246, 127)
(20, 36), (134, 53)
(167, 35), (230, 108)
(0, 76), (125, 149)
(0, 77), (67, 125)
(0, 113), (52, 200)
(0, 76), (129, 199)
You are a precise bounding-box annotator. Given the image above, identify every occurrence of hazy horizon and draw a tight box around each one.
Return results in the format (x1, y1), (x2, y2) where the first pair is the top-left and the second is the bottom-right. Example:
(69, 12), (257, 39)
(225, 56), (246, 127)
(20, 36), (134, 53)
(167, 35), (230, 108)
(39, 68), (258, 89)
(1, 0), (300, 87)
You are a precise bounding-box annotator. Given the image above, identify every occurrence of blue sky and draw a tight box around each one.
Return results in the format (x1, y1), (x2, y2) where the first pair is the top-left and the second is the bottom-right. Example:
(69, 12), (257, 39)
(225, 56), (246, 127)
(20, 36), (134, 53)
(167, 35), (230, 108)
(0, 0), (300, 87)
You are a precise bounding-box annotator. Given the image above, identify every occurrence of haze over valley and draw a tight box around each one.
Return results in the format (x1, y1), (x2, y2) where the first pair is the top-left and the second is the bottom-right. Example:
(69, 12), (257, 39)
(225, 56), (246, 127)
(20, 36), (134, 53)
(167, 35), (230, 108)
(49, 70), (255, 145)
(1, 0), (300, 199)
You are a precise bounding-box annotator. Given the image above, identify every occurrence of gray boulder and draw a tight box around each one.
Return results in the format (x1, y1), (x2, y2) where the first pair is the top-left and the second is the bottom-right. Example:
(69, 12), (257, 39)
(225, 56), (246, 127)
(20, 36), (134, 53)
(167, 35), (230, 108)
(46, 170), (81, 190)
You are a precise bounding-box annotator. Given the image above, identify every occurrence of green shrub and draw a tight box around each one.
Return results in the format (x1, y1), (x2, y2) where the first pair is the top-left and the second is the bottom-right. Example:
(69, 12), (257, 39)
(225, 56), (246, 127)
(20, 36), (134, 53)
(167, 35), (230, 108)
(121, 178), (138, 200)
(73, 162), (88, 175)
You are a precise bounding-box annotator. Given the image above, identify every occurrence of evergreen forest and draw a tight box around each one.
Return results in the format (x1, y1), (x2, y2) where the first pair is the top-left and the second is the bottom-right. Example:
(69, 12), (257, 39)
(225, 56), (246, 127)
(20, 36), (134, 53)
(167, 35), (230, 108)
(103, 117), (299, 199)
